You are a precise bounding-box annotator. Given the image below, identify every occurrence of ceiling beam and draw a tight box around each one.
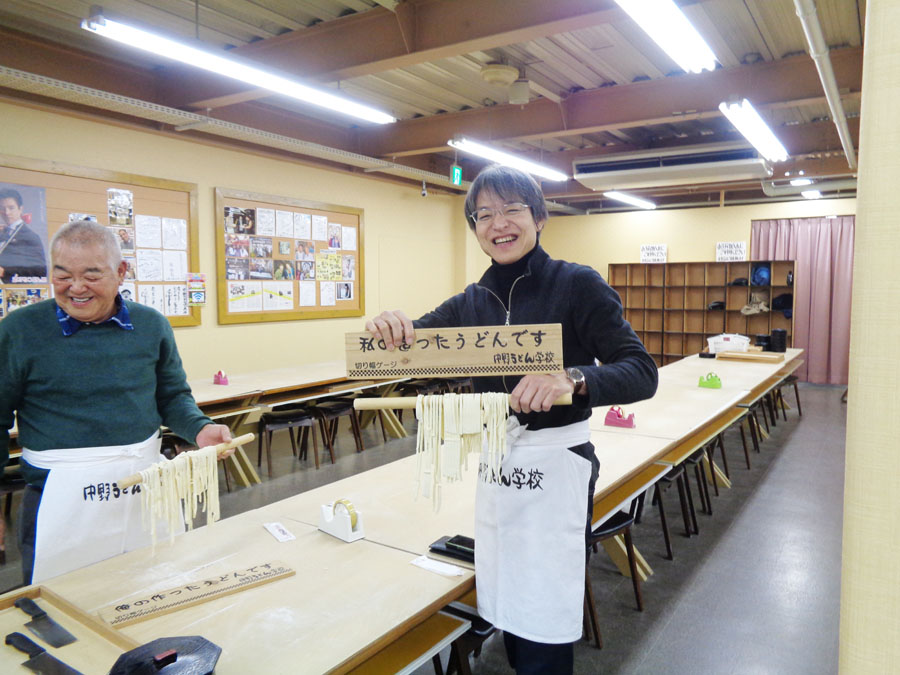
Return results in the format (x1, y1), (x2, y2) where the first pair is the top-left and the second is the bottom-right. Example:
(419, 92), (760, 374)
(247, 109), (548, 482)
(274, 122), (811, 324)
(0, 26), (158, 101)
(162, 0), (660, 110)
(356, 47), (863, 158)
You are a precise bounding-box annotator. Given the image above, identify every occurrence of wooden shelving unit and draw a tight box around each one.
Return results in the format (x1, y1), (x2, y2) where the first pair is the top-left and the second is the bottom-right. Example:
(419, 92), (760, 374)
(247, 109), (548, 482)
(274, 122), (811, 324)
(609, 260), (795, 366)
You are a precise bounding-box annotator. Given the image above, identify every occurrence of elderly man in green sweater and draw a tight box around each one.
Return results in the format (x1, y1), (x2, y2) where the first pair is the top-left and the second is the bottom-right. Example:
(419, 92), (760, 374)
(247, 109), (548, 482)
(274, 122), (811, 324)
(0, 220), (231, 584)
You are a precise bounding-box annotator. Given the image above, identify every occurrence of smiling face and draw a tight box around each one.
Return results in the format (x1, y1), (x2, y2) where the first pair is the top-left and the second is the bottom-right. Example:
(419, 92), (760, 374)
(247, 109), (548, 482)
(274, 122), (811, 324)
(52, 242), (127, 323)
(473, 189), (544, 265)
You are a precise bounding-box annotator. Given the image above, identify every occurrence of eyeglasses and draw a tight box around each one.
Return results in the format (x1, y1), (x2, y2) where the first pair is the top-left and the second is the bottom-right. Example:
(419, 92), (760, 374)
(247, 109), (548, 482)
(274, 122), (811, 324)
(469, 202), (531, 225)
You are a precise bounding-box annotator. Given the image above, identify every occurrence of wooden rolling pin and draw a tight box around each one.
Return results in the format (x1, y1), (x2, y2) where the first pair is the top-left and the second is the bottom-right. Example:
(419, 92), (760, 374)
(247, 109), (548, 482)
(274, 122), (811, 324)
(117, 433), (255, 490)
(353, 394), (573, 410)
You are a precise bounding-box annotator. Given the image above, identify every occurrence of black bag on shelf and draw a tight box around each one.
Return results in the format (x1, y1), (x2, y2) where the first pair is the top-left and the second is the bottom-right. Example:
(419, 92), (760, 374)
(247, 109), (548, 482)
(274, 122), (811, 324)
(772, 293), (793, 318)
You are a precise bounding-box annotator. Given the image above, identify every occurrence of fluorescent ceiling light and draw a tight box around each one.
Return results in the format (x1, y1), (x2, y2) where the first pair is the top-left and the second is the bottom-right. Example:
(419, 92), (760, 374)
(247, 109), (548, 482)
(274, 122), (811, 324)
(81, 13), (395, 125)
(790, 178), (813, 186)
(801, 190), (823, 200)
(447, 138), (568, 181)
(614, 0), (717, 73)
(603, 191), (657, 210)
(718, 99), (788, 162)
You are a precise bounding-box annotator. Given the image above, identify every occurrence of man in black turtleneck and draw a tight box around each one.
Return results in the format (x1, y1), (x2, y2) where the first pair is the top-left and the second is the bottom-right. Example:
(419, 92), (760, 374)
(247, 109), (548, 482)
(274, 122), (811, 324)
(367, 165), (657, 674)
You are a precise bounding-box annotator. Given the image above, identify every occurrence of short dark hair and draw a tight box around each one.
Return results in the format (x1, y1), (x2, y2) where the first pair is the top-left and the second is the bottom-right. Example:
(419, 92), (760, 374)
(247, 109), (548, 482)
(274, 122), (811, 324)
(0, 188), (23, 207)
(463, 164), (548, 230)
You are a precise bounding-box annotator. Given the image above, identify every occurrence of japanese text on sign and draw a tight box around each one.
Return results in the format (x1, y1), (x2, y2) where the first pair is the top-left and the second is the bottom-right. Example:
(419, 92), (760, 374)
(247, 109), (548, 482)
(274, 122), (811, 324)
(640, 244), (668, 264)
(716, 241), (747, 262)
(99, 561), (295, 627)
(345, 324), (564, 378)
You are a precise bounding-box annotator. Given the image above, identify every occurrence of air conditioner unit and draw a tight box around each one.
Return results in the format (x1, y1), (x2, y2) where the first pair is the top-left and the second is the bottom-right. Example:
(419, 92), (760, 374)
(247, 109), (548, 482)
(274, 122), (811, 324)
(573, 143), (773, 191)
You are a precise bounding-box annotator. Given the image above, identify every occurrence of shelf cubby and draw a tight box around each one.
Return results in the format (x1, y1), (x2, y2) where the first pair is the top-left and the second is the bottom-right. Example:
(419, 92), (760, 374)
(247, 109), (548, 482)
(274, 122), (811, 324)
(684, 310), (704, 333)
(626, 287), (645, 309)
(664, 311), (684, 332)
(706, 263), (726, 286)
(685, 287), (705, 310)
(665, 287), (685, 309)
(646, 309), (663, 332)
(667, 263), (686, 286)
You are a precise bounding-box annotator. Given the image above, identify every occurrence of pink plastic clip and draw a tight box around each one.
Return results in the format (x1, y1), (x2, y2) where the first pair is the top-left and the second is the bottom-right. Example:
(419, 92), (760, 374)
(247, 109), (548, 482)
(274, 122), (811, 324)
(213, 370), (229, 385)
(604, 405), (635, 428)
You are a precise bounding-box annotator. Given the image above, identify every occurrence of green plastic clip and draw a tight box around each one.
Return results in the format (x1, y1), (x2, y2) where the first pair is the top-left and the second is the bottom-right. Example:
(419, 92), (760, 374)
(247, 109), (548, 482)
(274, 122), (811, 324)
(698, 372), (722, 389)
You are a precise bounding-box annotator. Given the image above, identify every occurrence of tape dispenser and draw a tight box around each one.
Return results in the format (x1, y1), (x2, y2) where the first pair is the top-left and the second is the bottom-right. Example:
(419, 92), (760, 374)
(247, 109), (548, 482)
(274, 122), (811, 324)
(319, 498), (365, 542)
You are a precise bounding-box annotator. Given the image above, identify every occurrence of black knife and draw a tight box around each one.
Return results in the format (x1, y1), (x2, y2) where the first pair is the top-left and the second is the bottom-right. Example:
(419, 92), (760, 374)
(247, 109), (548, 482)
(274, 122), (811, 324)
(14, 598), (77, 648)
(5, 632), (83, 674)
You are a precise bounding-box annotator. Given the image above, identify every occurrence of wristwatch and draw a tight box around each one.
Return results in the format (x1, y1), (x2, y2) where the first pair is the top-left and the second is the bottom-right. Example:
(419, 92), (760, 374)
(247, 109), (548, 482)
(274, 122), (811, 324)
(565, 367), (586, 395)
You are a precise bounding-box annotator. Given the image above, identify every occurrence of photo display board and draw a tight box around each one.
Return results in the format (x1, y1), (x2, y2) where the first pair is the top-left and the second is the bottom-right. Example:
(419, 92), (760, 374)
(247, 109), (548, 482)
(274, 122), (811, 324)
(0, 155), (200, 326)
(215, 188), (363, 324)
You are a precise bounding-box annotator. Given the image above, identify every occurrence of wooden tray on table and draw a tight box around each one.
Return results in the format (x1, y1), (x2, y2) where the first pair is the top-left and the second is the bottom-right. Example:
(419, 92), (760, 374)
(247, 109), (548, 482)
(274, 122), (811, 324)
(0, 585), (138, 673)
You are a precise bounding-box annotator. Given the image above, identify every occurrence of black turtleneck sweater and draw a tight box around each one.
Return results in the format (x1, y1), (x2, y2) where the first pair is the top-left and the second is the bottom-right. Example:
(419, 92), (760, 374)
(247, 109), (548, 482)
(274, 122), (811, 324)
(414, 245), (658, 431)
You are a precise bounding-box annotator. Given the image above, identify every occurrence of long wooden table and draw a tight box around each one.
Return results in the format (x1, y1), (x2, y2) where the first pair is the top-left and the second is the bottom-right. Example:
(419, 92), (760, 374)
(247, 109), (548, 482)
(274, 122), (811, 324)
(13, 349), (803, 674)
(187, 362), (409, 487)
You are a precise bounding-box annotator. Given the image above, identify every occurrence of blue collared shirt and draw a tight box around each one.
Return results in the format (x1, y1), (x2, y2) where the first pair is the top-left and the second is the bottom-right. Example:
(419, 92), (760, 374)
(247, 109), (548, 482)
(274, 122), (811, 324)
(56, 295), (134, 336)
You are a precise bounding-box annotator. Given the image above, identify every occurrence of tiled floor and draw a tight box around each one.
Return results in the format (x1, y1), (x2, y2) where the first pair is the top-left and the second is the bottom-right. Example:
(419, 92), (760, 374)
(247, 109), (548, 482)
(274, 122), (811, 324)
(0, 383), (845, 674)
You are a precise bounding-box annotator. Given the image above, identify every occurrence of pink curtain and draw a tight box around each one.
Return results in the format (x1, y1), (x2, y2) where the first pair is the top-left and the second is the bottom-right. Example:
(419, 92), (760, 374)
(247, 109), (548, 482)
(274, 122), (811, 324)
(751, 217), (854, 384)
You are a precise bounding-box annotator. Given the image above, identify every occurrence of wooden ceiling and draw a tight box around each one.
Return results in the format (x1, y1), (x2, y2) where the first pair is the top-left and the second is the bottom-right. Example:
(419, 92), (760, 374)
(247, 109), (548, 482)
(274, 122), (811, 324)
(0, 0), (864, 212)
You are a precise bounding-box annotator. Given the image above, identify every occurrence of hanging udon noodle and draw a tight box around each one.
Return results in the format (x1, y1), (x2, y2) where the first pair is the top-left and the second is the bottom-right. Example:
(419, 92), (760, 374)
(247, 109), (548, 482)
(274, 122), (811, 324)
(138, 445), (220, 548)
(414, 392), (509, 511)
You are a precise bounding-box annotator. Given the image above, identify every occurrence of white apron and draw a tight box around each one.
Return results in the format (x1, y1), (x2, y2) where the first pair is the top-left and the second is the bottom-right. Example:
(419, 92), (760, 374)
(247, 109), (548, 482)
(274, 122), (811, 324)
(475, 418), (592, 643)
(24, 433), (180, 583)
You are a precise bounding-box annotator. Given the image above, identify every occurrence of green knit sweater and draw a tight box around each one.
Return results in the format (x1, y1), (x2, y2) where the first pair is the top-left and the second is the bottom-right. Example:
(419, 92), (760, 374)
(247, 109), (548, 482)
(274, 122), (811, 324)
(0, 299), (211, 485)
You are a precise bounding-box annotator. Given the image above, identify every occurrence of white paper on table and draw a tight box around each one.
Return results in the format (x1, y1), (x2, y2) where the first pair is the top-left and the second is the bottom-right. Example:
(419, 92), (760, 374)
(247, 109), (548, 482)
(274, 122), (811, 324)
(164, 284), (189, 315)
(341, 226), (357, 251)
(298, 280), (316, 306)
(256, 208), (276, 236)
(162, 250), (187, 282)
(161, 217), (187, 250)
(312, 215), (328, 241)
(411, 555), (464, 577)
(264, 522), (296, 542)
(227, 281), (262, 312)
(293, 212), (311, 239)
(275, 210), (294, 238)
(136, 249), (163, 281)
(262, 281), (294, 310)
(138, 284), (165, 314)
(319, 281), (335, 306)
(134, 215), (162, 248)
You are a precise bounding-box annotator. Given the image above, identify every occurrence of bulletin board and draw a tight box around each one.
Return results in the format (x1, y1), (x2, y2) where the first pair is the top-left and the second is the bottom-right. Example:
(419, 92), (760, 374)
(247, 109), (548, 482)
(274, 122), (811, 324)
(0, 154), (200, 326)
(215, 188), (364, 324)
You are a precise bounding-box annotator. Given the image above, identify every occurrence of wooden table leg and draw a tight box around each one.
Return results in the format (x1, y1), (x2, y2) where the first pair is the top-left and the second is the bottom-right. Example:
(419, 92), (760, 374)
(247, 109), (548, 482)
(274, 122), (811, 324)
(361, 382), (408, 439)
(230, 446), (261, 485)
(703, 455), (732, 490)
(600, 536), (653, 581)
(225, 453), (250, 488)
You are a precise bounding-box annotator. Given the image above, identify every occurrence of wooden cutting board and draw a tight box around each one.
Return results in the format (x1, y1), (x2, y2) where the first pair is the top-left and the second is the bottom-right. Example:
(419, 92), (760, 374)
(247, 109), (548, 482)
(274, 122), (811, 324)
(715, 351), (785, 363)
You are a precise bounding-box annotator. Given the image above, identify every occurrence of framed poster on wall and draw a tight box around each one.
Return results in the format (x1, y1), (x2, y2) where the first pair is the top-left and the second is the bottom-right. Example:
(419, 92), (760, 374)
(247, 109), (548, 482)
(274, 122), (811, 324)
(215, 188), (363, 324)
(0, 155), (200, 326)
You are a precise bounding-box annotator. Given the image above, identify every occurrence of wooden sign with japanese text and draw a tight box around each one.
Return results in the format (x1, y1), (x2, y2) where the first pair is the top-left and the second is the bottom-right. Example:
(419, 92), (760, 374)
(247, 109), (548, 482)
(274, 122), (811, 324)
(345, 324), (564, 378)
(98, 561), (294, 627)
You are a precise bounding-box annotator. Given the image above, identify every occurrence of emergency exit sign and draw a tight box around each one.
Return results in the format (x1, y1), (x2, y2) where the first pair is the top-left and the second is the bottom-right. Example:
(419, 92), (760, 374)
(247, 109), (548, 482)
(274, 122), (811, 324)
(450, 164), (463, 186)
